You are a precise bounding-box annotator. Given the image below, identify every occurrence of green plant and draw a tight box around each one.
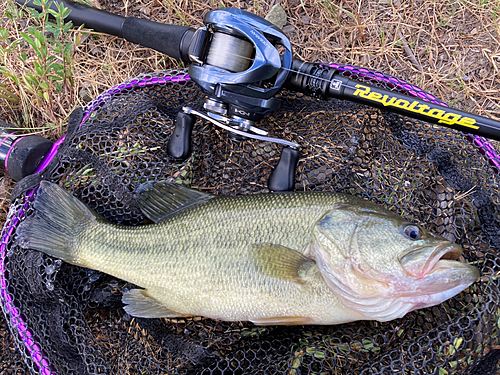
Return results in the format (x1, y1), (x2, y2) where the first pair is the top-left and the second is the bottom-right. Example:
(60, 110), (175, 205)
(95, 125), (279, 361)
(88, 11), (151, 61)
(0, 0), (82, 132)
(320, 0), (359, 27)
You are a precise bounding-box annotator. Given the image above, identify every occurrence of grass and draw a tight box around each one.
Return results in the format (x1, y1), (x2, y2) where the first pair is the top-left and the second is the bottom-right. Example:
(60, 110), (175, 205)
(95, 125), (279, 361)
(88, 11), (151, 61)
(0, 0), (81, 132)
(163, 0), (189, 26)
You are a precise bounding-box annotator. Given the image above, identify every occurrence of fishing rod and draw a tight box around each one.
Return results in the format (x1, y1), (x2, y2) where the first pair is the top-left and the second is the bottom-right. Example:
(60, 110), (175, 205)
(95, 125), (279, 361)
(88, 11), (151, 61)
(9, 0), (500, 190)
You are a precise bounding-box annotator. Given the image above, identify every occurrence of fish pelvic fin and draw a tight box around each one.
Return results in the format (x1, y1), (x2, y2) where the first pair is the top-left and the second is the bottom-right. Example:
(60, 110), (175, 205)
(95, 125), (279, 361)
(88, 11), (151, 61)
(122, 289), (186, 318)
(253, 244), (315, 284)
(16, 181), (96, 267)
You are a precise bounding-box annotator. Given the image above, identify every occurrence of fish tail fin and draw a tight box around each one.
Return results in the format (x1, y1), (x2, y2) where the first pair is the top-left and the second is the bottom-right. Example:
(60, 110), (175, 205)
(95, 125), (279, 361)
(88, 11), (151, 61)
(17, 181), (96, 266)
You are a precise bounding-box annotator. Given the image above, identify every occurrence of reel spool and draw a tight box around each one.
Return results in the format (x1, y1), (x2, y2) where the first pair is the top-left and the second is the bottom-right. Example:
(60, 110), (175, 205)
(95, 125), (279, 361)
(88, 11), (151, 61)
(205, 32), (254, 73)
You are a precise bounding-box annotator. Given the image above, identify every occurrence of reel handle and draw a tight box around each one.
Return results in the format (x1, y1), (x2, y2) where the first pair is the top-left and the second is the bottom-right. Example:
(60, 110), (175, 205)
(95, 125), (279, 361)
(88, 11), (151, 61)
(167, 112), (195, 160)
(268, 147), (300, 192)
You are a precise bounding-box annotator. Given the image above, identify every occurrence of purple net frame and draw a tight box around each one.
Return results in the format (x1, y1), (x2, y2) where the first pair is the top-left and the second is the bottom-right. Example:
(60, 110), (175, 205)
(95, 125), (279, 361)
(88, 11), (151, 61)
(0, 65), (498, 374)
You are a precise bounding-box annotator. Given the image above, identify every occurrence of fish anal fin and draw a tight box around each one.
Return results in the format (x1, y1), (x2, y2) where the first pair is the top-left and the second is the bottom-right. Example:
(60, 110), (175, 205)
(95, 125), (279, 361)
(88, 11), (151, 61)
(122, 289), (186, 318)
(251, 316), (312, 326)
(254, 244), (315, 285)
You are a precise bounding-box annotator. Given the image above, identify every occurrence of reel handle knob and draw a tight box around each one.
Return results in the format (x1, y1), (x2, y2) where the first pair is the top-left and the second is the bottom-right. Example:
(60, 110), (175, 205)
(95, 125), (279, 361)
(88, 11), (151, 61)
(167, 111), (195, 160)
(268, 147), (300, 192)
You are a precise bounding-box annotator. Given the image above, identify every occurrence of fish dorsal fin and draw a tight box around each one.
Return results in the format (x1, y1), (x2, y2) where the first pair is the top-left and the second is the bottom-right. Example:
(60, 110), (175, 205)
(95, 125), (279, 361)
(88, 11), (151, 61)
(253, 244), (315, 284)
(135, 181), (215, 223)
(122, 289), (187, 318)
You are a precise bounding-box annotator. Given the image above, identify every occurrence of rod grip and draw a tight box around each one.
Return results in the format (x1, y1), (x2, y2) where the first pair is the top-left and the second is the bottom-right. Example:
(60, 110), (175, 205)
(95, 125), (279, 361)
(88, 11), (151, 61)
(0, 121), (53, 181)
(122, 18), (194, 63)
(7, 135), (53, 181)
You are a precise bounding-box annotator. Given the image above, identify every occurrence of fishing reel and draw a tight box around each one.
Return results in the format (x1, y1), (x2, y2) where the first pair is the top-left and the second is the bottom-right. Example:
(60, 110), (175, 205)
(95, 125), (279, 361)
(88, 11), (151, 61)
(188, 8), (292, 120)
(166, 8), (300, 191)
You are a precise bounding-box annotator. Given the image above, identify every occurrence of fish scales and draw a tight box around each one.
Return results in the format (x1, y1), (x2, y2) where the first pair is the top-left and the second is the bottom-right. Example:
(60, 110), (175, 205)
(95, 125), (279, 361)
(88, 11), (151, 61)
(17, 181), (479, 325)
(75, 192), (359, 323)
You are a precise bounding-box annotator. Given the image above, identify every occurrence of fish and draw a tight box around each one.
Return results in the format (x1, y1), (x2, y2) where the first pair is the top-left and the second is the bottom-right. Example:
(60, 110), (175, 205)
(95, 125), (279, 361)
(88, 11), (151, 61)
(16, 181), (479, 325)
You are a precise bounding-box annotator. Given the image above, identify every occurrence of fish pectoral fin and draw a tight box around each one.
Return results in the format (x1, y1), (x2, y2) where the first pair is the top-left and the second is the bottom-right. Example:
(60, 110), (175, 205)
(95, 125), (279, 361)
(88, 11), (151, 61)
(134, 181), (215, 223)
(254, 244), (316, 284)
(251, 316), (312, 326)
(122, 289), (186, 318)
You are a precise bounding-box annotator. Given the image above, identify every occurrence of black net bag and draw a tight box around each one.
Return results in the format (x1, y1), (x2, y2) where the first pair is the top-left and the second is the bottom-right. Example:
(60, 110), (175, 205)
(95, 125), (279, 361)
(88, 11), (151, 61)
(1, 67), (500, 375)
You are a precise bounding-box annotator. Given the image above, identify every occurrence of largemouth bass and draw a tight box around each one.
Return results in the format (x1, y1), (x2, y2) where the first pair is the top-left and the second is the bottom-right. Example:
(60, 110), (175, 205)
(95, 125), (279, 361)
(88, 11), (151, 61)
(17, 181), (479, 325)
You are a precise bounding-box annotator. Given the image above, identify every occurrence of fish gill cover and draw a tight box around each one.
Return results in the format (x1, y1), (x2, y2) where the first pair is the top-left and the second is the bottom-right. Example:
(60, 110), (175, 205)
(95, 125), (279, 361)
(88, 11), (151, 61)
(1, 69), (500, 374)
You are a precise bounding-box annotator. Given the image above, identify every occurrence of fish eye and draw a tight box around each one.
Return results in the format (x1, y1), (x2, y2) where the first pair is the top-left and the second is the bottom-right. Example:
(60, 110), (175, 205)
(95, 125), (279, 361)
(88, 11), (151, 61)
(404, 225), (422, 240)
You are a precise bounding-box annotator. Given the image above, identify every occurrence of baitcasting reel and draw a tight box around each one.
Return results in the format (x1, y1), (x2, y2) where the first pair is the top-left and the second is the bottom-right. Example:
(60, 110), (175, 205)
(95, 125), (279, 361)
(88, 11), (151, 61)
(167, 8), (299, 191)
(188, 8), (292, 119)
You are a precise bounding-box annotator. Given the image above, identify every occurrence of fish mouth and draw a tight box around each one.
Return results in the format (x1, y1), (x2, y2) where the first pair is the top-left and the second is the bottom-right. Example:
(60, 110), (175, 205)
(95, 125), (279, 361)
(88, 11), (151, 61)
(400, 242), (464, 279)
(424, 245), (479, 286)
(423, 243), (464, 276)
(399, 242), (479, 301)
(404, 257), (479, 312)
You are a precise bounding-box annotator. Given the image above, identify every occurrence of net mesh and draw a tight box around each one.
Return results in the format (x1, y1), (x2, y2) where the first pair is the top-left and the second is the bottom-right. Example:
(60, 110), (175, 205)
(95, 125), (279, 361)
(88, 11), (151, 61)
(1, 68), (500, 374)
